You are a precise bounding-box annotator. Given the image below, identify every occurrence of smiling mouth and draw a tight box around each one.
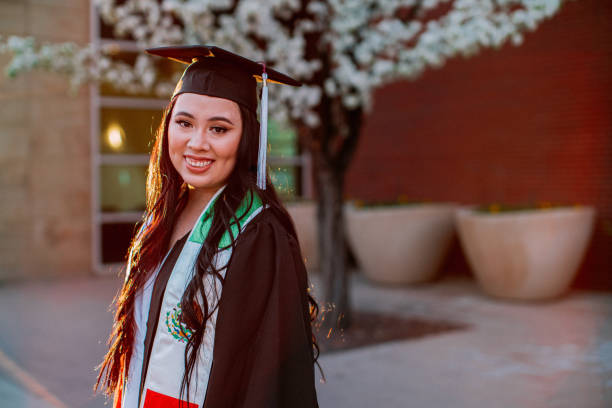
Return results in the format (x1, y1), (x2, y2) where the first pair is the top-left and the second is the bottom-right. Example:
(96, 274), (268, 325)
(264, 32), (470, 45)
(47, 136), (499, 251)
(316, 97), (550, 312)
(185, 157), (213, 168)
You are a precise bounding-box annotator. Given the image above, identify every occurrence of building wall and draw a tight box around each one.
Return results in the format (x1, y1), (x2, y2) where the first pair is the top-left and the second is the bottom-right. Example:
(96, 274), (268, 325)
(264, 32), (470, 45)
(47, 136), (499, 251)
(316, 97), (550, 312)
(346, 0), (612, 289)
(0, 0), (91, 280)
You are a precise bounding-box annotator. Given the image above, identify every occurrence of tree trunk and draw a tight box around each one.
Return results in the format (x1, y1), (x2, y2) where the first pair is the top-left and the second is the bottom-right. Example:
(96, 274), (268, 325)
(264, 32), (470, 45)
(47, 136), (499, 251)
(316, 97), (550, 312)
(316, 158), (351, 330)
(305, 94), (362, 332)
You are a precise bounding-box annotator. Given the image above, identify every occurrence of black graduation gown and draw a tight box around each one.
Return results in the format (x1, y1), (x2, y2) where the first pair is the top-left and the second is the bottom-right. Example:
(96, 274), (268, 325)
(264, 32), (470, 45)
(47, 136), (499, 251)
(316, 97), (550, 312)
(140, 208), (319, 408)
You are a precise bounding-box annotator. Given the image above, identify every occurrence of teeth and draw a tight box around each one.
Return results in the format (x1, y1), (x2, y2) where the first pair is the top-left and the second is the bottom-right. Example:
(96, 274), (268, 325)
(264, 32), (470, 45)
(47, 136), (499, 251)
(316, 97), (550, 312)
(186, 157), (212, 167)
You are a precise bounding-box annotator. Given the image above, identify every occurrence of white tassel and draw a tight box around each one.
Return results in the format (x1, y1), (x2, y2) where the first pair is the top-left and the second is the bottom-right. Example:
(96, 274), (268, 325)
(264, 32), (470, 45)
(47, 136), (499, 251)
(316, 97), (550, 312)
(257, 71), (269, 190)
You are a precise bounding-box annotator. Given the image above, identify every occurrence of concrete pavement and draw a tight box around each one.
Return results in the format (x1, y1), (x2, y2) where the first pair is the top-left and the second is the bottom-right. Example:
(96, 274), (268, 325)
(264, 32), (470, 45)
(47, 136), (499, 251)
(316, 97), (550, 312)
(0, 272), (610, 407)
(315, 274), (612, 407)
(0, 363), (60, 408)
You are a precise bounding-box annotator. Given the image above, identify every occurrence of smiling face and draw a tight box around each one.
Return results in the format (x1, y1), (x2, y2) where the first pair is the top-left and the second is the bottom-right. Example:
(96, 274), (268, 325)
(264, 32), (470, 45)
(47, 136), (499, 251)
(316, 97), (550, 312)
(168, 93), (243, 198)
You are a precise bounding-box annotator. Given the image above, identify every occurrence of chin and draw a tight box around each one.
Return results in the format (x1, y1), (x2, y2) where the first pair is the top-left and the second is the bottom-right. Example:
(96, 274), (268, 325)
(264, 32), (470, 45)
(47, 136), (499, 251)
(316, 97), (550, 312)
(175, 161), (232, 192)
(182, 174), (222, 191)
(184, 178), (217, 190)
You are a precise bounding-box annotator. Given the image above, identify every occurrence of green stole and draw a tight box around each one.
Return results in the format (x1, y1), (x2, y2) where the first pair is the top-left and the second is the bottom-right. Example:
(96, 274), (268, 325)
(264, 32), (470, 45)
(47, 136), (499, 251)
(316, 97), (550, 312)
(137, 186), (263, 408)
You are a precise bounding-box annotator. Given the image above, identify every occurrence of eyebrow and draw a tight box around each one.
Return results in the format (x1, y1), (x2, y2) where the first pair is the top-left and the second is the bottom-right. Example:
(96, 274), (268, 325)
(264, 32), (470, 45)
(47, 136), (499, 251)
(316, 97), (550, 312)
(174, 111), (235, 126)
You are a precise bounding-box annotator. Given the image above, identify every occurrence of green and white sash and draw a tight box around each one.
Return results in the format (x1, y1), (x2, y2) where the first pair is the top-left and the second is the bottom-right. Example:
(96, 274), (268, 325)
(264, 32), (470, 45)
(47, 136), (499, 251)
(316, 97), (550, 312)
(139, 186), (264, 407)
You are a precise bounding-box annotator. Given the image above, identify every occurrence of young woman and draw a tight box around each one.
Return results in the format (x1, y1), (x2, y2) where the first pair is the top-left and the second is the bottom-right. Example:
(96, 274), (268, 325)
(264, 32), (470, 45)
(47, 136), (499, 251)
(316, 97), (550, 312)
(95, 46), (319, 408)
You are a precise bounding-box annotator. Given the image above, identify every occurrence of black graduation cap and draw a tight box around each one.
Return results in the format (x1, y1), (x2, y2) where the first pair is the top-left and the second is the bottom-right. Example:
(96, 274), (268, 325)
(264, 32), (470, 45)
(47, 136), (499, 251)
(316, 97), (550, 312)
(145, 45), (301, 190)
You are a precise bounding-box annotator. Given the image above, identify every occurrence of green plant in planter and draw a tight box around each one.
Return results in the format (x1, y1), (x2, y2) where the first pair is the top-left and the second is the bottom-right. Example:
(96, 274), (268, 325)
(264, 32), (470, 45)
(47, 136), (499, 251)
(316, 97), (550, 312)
(350, 194), (429, 209)
(474, 201), (584, 214)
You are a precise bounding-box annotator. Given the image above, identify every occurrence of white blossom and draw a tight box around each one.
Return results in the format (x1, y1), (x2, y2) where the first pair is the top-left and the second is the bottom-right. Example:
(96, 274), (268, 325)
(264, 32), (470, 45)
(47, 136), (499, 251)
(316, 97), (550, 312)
(1, 0), (572, 124)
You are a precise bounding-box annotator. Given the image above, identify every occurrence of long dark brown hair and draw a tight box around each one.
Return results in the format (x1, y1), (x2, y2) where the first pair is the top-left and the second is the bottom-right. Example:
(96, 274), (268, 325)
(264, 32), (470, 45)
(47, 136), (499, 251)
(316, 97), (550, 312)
(94, 95), (319, 404)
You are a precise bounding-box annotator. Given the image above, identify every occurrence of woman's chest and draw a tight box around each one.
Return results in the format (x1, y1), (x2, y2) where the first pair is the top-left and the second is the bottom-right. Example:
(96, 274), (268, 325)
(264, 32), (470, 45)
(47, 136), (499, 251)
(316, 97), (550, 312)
(167, 212), (199, 251)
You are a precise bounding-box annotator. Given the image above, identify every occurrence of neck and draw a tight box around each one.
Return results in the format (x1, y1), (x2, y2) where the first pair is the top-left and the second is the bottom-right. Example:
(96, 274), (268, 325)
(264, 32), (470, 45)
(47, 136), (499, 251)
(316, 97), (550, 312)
(184, 184), (225, 215)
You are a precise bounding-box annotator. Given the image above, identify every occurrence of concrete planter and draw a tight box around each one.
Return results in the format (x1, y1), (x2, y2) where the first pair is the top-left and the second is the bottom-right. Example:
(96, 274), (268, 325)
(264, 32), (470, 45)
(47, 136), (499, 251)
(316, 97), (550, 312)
(286, 201), (318, 270)
(345, 203), (457, 284)
(455, 206), (596, 300)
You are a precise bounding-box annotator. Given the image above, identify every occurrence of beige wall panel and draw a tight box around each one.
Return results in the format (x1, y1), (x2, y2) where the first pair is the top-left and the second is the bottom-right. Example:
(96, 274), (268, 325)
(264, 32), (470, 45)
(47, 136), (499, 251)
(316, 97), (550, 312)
(28, 72), (87, 98)
(0, 97), (28, 126)
(29, 88), (89, 119)
(0, 125), (29, 160)
(0, 2), (27, 36)
(0, 55), (29, 99)
(24, 217), (91, 277)
(0, 188), (29, 222)
(29, 95), (90, 158)
(27, 3), (89, 43)
(28, 158), (90, 217)
(25, 215), (91, 278)
(0, 157), (28, 187)
(0, 220), (29, 280)
(29, 185), (91, 221)
(28, 0), (89, 9)
(26, 156), (91, 277)
(30, 120), (90, 159)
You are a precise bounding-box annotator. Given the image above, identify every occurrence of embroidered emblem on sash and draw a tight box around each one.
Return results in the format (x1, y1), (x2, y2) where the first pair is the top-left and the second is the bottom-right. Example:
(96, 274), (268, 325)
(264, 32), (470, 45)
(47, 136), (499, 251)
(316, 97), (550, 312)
(165, 302), (193, 343)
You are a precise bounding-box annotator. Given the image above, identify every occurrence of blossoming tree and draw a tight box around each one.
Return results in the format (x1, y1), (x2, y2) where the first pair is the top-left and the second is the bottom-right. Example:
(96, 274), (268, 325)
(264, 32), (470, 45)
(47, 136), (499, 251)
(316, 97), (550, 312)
(1, 0), (569, 328)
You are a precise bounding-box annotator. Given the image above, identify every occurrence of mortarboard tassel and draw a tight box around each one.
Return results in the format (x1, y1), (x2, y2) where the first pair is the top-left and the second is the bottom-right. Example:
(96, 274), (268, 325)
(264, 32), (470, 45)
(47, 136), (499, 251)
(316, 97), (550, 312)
(257, 69), (269, 190)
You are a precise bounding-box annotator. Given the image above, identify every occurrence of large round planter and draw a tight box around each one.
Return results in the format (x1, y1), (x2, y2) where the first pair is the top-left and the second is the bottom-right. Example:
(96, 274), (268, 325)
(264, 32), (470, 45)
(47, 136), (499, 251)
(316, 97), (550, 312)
(455, 206), (596, 300)
(286, 201), (318, 270)
(345, 203), (457, 284)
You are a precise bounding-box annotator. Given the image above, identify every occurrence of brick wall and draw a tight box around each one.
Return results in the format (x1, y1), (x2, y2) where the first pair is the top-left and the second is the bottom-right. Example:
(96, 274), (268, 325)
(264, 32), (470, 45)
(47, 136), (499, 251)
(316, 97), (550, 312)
(346, 0), (612, 290)
(0, 0), (91, 279)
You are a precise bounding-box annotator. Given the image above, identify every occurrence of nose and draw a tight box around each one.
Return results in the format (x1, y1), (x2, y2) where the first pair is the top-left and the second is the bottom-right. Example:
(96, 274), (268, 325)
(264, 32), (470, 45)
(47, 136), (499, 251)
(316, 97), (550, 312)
(186, 127), (211, 151)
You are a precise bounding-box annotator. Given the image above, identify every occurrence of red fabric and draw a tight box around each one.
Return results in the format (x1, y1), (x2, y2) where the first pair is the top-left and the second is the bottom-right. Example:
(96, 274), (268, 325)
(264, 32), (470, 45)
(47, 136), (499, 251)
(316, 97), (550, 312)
(143, 389), (199, 408)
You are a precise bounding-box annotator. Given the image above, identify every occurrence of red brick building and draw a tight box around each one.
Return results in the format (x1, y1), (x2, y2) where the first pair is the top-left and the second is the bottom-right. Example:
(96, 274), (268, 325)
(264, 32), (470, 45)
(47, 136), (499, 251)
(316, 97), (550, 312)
(346, 0), (612, 289)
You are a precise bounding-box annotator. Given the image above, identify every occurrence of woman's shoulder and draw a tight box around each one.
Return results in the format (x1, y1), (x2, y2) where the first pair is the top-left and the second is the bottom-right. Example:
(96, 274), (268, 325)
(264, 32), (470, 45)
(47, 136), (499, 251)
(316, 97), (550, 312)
(244, 203), (294, 232)
(226, 205), (304, 285)
(237, 204), (299, 249)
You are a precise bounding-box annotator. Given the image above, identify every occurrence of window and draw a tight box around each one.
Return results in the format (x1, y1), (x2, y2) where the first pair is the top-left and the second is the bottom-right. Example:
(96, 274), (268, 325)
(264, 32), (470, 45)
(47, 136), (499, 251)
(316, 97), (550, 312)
(89, 5), (311, 274)
(268, 120), (304, 200)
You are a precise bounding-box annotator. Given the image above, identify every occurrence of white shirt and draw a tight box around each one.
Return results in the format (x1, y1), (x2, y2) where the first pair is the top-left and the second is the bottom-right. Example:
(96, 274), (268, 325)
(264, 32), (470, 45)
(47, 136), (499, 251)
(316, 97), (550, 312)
(121, 251), (169, 408)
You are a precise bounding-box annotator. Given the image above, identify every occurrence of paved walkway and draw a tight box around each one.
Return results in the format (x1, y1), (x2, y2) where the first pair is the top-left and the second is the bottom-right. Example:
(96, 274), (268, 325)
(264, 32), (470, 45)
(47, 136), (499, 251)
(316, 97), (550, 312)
(0, 362), (60, 408)
(0, 273), (610, 407)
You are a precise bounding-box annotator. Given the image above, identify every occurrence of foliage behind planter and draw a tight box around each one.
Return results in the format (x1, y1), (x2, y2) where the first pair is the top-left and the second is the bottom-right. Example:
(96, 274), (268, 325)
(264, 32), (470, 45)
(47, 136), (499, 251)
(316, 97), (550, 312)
(474, 202), (584, 214)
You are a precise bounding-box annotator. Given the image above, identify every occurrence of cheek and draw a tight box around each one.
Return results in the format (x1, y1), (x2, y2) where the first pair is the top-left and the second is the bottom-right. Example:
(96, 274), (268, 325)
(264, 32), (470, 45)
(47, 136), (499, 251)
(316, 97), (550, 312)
(218, 133), (242, 164)
(167, 129), (185, 164)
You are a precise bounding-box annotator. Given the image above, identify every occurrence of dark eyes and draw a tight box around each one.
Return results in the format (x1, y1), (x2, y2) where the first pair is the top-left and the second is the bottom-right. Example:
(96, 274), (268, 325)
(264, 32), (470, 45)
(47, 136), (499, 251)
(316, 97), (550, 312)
(210, 126), (228, 134)
(176, 119), (192, 128)
(174, 120), (227, 134)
